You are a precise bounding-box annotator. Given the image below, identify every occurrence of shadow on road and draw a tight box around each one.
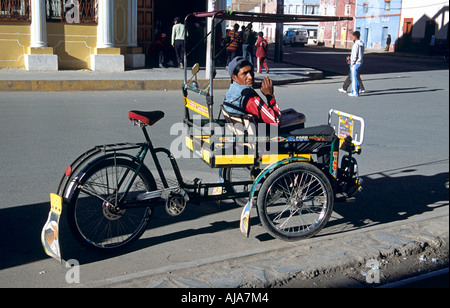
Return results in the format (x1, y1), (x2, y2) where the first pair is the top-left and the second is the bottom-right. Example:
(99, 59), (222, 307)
(0, 160), (448, 269)
(324, 160), (449, 236)
(270, 45), (449, 76)
(360, 87), (444, 96)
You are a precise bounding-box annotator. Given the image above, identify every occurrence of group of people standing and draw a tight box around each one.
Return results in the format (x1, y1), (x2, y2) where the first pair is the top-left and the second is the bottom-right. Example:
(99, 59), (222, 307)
(156, 18), (366, 100)
(225, 23), (270, 74)
(150, 19), (270, 74)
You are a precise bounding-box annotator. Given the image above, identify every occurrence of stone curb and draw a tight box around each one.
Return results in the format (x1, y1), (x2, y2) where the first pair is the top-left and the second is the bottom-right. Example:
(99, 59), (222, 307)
(77, 211), (448, 288)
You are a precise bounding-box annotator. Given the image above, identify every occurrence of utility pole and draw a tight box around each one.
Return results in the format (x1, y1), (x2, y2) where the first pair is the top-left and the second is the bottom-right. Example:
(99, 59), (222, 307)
(274, 0), (284, 62)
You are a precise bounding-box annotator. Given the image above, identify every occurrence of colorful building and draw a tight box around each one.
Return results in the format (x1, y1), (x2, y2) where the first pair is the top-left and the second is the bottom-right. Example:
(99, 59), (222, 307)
(318, 0), (448, 53)
(354, 0), (401, 51)
(0, 0), (152, 71)
(263, 0), (320, 43)
(0, 0), (225, 71)
(318, 0), (356, 49)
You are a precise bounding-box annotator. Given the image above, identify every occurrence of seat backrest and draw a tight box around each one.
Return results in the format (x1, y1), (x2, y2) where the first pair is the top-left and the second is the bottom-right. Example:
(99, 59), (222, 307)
(221, 106), (257, 136)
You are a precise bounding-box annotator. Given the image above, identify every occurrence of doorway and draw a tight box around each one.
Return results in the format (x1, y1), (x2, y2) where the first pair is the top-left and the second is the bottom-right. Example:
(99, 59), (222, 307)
(137, 0), (154, 55)
(401, 18), (413, 50)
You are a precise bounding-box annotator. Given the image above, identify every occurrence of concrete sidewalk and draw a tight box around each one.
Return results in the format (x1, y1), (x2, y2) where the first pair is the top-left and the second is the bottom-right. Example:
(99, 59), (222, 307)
(0, 61), (322, 92)
(77, 208), (448, 288)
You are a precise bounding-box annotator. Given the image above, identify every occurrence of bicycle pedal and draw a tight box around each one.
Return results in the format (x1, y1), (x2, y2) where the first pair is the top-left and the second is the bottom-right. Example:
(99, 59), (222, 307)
(165, 189), (189, 217)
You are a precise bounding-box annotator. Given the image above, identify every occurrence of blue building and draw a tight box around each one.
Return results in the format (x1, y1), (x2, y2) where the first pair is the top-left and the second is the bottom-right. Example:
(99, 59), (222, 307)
(355, 0), (401, 51)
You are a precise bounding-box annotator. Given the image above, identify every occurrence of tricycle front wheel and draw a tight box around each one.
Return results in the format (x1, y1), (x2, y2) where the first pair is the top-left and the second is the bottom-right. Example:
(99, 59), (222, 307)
(257, 162), (334, 241)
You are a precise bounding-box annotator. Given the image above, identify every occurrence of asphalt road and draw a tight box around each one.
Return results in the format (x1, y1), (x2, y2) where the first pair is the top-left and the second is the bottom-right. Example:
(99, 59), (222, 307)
(0, 56), (448, 287)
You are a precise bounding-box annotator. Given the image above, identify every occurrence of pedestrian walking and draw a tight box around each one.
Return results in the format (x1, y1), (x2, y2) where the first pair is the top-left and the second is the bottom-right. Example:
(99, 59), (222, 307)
(255, 32), (269, 74)
(338, 55), (365, 94)
(348, 31), (364, 97)
(171, 17), (185, 69)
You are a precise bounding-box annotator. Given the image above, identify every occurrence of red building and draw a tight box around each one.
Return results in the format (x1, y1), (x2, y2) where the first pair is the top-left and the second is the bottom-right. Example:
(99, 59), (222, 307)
(318, 0), (356, 49)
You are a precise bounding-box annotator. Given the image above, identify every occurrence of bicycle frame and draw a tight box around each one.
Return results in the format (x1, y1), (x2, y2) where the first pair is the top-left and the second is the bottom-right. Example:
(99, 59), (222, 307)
(60, 124), (255, 211)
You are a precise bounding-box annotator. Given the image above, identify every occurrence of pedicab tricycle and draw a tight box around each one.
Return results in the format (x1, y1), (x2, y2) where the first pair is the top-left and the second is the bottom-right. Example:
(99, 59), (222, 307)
(41, 11), (362, 261)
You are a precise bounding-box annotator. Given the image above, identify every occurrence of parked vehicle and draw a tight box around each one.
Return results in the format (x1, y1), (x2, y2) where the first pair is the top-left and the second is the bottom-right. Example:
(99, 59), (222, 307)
(41, 11), (358, 261)
(283, 28), (308, 46)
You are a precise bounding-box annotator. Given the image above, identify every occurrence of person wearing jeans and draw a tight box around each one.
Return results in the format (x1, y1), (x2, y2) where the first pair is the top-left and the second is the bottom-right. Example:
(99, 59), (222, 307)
(339, 55), (365, 93)
(349, 31), (364, 97)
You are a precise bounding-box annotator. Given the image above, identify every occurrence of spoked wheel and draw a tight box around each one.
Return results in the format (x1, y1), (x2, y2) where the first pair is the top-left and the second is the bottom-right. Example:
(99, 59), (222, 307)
(257, 162), (334, 241)
(67, 157), (156, 252)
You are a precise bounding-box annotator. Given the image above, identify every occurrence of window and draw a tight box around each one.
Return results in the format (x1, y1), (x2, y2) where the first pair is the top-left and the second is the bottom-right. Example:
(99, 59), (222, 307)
(363, 2), (369, 14)
(305, 5), (318, 15)
(46, 0), (96, 23)
(344, 4), (351, 16)
(0, 0), (30, 21)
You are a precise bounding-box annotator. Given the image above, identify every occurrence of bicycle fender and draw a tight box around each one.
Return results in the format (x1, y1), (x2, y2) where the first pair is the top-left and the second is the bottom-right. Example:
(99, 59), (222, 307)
(62, 153), (143, 202)
(239, 156), (310, 237)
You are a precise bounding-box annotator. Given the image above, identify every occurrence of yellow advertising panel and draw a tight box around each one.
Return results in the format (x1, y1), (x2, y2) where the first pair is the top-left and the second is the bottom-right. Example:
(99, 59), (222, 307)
(184, 97), (209, 118)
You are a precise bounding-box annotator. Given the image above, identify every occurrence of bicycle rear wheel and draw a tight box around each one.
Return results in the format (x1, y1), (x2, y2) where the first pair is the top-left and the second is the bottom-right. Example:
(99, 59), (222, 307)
(67, 157), (156, 252)
(257, 162), (334, 241)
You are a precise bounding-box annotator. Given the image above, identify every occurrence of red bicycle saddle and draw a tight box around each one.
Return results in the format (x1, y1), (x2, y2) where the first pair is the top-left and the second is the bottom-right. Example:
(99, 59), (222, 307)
(128, 110), (165, 126)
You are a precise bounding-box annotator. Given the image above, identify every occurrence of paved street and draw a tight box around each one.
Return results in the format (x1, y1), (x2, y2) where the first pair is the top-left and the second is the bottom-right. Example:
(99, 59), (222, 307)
(0, 49), (448, 288)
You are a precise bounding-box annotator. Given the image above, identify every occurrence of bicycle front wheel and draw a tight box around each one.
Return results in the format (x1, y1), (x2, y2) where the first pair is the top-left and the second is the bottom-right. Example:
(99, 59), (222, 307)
(257, 162), (334, 241)
(67, 157), (156, 252)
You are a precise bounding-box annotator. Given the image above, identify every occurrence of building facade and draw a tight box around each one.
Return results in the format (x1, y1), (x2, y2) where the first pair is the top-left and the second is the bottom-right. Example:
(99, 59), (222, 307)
(398, 0), (449, 52)
(263, 0), (320, 42)
(0, 0), (227, 71)
(317, 0), (448, 52)
(354, 0), (401, 51)
(317, 0), (356, 49)
(0, 0), (150, 71)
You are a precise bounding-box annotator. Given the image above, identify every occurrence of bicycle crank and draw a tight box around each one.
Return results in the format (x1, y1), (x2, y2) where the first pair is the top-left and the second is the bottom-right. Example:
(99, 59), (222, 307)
(165, 189), (189, 217)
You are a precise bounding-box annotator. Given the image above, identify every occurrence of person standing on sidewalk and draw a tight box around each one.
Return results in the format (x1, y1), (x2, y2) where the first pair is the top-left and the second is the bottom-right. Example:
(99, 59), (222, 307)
(225, 24), (242, 69)
(255, 32), (269, 74)
(385, 34), (391, 52)
(242, 23), (256, 65)
(171, 17), (185, 69)
(349, 31), (364, 97)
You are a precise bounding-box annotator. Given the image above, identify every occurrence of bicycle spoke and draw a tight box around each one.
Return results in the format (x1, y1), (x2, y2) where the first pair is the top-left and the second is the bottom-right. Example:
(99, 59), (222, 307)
(71, 159), (154, 250)
(261, 166), (331, 238)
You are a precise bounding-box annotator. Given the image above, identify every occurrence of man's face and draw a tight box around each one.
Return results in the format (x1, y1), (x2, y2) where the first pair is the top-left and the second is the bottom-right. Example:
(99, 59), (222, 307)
(232, 65), (254, 87)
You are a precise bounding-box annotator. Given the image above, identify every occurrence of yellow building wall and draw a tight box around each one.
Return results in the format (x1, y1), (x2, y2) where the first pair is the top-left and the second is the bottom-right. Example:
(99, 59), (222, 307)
(0, 22), (31, 68)
(114, 0), (128, 53)
(47, 23), (97, 70)
(0, 1), (133, 70)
